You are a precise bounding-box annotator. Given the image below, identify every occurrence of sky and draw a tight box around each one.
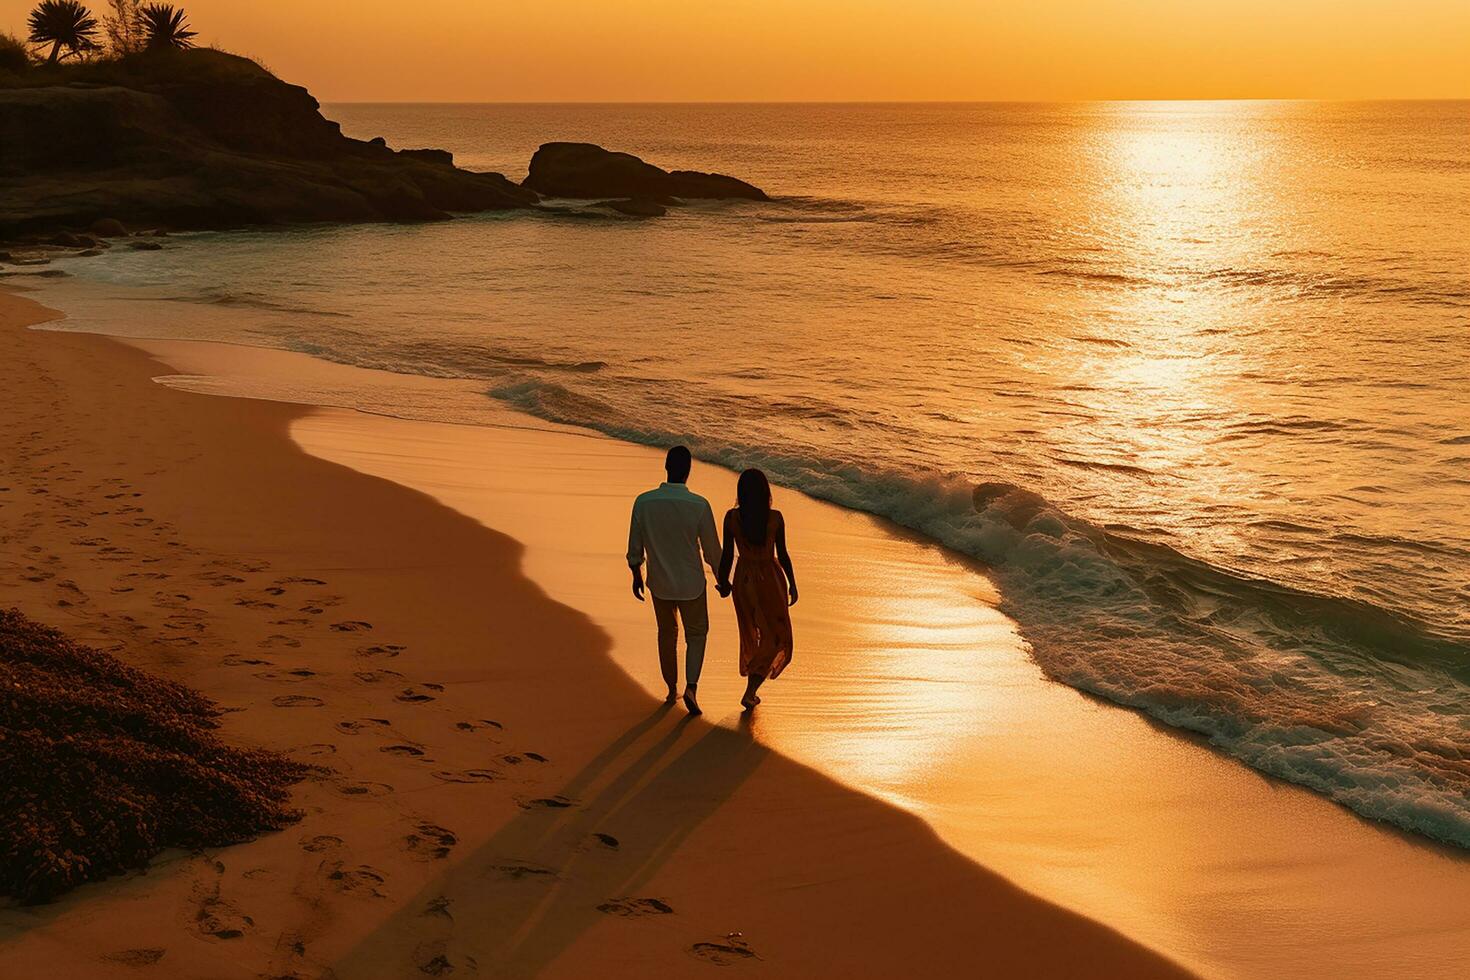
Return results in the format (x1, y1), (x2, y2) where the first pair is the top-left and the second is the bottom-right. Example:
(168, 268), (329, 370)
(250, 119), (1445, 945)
(5, 0), (1469, 101)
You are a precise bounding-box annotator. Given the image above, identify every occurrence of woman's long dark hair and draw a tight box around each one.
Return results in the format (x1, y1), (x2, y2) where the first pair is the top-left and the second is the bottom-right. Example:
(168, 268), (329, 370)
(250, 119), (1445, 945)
(737, 469), (772, 545)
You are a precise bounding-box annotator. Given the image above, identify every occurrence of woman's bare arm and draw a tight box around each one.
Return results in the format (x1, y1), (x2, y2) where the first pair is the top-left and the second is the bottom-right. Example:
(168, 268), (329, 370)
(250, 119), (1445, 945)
(717, 509), (737, 594)
(774, 512), (798, 605)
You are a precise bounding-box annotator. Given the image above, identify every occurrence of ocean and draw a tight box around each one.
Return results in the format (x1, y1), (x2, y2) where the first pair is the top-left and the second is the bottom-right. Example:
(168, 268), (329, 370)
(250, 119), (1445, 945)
(34, 100), (1470, 847)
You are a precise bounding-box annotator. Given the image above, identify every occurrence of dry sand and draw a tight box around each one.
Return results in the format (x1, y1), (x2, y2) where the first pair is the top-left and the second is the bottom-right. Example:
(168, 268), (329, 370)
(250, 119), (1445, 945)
(0, 286), (1192, 977)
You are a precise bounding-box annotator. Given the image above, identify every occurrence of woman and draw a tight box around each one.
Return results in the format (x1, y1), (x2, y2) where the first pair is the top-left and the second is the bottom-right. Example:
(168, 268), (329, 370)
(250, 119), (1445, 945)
(717, 468), (798, 710)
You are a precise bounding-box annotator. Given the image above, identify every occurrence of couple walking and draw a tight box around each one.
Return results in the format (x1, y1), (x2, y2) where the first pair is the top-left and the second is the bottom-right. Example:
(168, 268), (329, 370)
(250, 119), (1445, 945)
(626, 446), (797, 715)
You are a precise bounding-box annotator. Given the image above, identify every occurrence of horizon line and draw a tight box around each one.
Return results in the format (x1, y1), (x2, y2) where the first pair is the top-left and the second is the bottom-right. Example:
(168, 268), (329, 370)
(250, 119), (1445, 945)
(317, 96), (1470, 106)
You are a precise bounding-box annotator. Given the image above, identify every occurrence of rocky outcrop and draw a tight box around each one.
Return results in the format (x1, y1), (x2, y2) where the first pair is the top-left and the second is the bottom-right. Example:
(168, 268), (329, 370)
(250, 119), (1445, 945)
(0, 49), (536, 236)
(524, 142), (767, 201)
(598, 198), (669, 218)
(0, 52), (770, 239)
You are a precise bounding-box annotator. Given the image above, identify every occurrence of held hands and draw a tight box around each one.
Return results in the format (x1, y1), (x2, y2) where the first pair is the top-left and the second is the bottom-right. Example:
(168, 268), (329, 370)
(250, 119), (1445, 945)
(716, 579), (732, 599)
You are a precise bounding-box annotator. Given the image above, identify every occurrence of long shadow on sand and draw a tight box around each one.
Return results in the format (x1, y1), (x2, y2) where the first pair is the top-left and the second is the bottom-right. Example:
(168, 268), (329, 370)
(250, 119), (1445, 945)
(335, 704), (769, 977)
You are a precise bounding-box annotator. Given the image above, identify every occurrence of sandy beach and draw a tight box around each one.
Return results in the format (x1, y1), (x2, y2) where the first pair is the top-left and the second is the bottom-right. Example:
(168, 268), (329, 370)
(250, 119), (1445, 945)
(2, 282), (1468, 978)
(0, 286), (1201, 977)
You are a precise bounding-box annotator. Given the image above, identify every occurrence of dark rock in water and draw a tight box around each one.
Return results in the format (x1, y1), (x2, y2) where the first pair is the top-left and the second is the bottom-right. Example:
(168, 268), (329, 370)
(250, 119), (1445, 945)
(128, 240), (164, 251)
(400, 148), (454, 167)
(0, 49), (538, 236)
(90, 218), (128, 238)
(49, 231), (82, 247)
(76, 248), (102, 257)
(600, 198), (668, 218)
(524, 142), (767, 202)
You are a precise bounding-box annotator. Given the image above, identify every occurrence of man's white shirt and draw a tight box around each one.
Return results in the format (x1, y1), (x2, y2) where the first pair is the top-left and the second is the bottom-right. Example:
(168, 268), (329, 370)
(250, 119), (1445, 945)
(627, 482), (721, 600)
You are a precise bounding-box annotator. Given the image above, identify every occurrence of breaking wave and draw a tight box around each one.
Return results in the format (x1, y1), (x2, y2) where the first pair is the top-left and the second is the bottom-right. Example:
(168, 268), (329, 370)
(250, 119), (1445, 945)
(491, 379), (1470, 848)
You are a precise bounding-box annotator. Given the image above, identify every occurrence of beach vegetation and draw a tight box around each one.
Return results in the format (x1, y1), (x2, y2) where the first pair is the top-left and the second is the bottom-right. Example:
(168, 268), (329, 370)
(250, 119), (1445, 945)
(139, 3), (195, 50)
(0, 32), (33, 72)
(26, 0), (100, 64)
(102, 0), (144, 55)
(0, 608), (307, 903)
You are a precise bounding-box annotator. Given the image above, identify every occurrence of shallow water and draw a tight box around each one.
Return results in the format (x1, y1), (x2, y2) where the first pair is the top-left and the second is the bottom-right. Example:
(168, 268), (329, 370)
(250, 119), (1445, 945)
(33, 100), (1470, 846)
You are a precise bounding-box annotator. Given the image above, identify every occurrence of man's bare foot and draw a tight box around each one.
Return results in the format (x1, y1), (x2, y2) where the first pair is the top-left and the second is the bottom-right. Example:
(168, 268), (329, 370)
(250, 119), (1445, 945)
(682, 686), (702, 716)
(665, 687), (679, 705)
(741, 694), (762, 711)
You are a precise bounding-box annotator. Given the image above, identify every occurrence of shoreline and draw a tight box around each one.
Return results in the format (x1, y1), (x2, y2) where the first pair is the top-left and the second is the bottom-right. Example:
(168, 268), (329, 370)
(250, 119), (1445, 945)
(6, 284), (1470, 978)
(0, 286), (1194, 977)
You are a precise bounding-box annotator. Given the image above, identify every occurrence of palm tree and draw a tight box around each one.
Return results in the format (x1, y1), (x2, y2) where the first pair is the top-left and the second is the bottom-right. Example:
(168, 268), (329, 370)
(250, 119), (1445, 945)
(27, 0), (100, 64)
(139, 4), (196, 50)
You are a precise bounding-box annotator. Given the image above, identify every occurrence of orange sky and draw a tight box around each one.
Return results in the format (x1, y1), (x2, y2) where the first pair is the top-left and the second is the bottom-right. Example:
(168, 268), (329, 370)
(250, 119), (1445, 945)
(6, 1), (1468, 101)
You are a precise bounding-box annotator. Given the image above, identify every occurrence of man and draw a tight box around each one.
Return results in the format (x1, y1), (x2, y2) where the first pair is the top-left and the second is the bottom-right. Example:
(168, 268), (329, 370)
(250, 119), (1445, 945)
(627, 445), (723, 715)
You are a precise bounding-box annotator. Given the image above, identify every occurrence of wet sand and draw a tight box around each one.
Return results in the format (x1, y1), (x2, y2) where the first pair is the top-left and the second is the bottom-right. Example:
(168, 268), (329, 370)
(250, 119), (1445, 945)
(0, 286), (1190, 977)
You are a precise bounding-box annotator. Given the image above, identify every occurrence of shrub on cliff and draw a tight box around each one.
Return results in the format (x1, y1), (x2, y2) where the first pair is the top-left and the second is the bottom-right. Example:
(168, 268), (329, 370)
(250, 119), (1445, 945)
(0, 608), (309, 903)
(139, 3), (196, 50)
(0, 33), (32, 73)
(26, 0), (100, 64)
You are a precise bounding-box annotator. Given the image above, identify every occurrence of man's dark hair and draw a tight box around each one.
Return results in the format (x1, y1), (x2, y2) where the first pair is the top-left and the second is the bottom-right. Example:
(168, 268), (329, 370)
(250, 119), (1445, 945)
(665, 445), (692, 483)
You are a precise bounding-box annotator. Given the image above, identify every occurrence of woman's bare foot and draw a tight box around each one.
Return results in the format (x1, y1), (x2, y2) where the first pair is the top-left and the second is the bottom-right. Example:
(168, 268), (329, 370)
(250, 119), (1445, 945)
(682, 686), (702, 716)
(664, 687), (679, 705)
(741, 694), (762, 711)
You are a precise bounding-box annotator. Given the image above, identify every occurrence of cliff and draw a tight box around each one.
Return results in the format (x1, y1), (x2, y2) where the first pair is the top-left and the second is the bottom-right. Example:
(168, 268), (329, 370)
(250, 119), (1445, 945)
(0, 48), (536, 236)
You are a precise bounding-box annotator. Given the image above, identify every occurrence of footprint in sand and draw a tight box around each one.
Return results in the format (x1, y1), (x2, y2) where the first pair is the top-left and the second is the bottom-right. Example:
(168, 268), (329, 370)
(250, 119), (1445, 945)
(353, 669), (405, 684)
(335, 718), (392, 735)
(590, 833), (619, 850)
(300, 834), (344, 853)
(325, 863), (388, 898)
(490, 863), (557, 881)
(380, 744), (427, 757)
(103, 948), (167, 966)
(271, 617), (313, 626)
(357, 644), (406, 658)
(192, 897), (253, 941)
(431, 769), (498, 784)
(501, 752), (549, 766)
(331, 620), (373, 632)
(689, 939), (760, 965)
(396, 689), (435, 704)
(402, 823), (458, 860)
(423, 896), (453, 920)
(197, 571), (246, 587)
(414, 942), (455, 977)
(222, 654), (273, 667)
(259, 634), (302, 649)
(254, 669), (316, 683)
(453, 720), (504, 735)
(297, 743), (337, 757)
(235, 597), (278, 610)
(518, 795), (576, 810)
(272, 695), (325, 708)
(335, 780), (394, 798)
(598, 897), (673, 917)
